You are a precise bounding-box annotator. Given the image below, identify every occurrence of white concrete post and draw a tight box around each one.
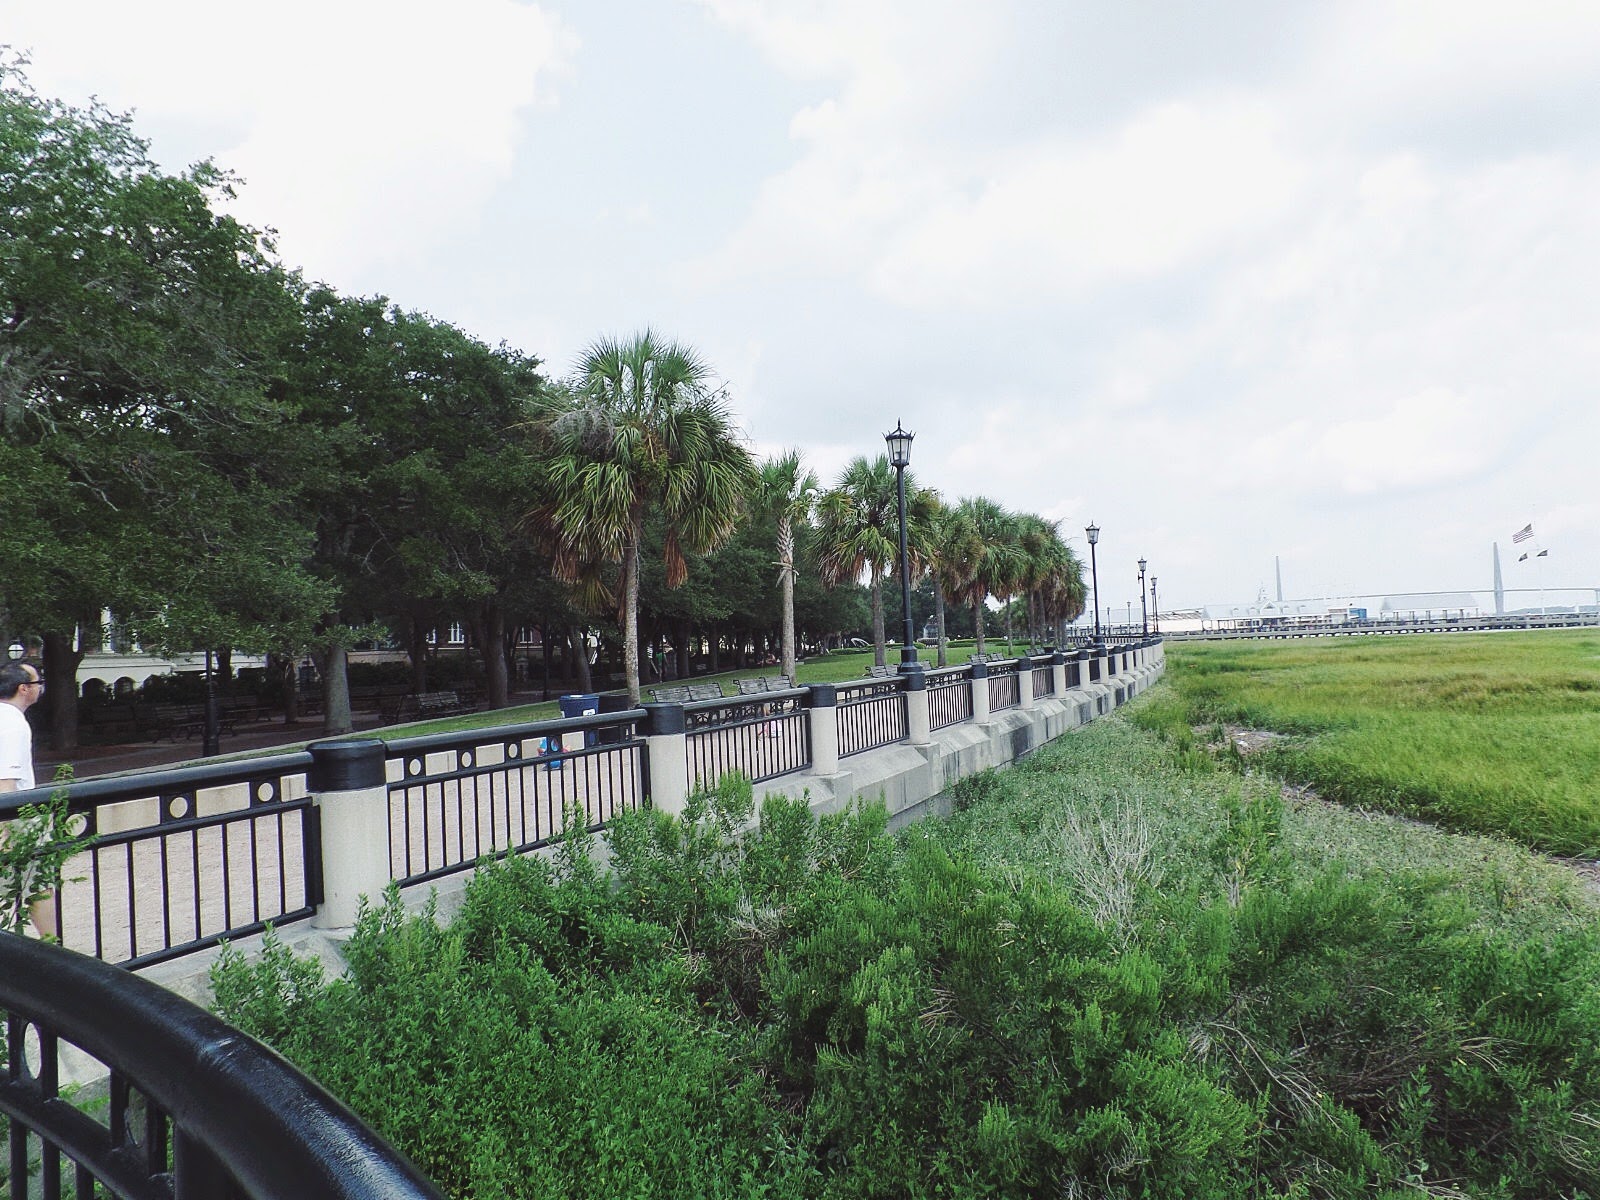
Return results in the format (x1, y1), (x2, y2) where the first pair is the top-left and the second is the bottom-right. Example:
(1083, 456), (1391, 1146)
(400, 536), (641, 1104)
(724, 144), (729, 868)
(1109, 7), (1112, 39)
(1016, 658), (1035, 709)
(903, 666), (931, 746)
(807, 684), (840, 775)
(309, 739), (393, 930)
(1051, 651), (1068, 697)
(970, 661), (991, 724)
(643, 704), (689, 818)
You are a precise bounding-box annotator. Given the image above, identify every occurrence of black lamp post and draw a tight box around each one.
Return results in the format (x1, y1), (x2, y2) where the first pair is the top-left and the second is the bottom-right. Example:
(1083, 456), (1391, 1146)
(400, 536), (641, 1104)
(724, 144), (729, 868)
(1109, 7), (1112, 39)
(885, 421), (918, 669)
(1085, 522), (1102, 647)
(1138, 557), (1148, 637)
(202, 648), (221, 758)
(1150, 575), (1159, 633)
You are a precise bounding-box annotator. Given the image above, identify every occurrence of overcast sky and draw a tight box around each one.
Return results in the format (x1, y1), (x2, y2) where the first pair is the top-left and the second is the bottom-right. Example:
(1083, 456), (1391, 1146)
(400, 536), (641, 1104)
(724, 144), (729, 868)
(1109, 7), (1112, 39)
(10, 1), (1600, 613)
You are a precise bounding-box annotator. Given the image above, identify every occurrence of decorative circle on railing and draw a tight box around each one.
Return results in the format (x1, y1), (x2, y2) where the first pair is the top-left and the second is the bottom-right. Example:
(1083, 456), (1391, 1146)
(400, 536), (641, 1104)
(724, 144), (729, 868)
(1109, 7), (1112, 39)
(507, 743), (522, 760)
(254, 780), (279, 806)
(407, 757), (423, 777)
(19, 1020), (41, 1080)
(459, 750), (474, 770)
(168, 796), (190, 820)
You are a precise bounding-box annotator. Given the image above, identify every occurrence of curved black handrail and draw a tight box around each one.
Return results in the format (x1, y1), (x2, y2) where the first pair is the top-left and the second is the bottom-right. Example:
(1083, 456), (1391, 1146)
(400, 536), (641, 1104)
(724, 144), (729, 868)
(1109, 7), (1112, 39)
(0, 932), (443, 1199)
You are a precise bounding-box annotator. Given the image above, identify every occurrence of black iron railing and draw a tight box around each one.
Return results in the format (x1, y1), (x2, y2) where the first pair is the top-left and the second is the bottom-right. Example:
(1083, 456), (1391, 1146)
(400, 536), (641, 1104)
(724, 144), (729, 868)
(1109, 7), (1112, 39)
(0, 932), (442, 1200)
(386, 712), (648, 888)
(1031, 660), (1055, 698)
(927, 667), (972, 731)
(836, 677), (908, 757)
(2, 754), (319, 971)
(685, 691), (810, 791)
(987, 661), (1021, 712)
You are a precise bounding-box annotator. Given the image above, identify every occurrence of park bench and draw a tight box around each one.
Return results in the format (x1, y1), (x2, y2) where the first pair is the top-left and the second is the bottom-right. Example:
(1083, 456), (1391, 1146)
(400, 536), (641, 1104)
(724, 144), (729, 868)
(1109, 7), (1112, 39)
(413, 690), (466, 719)
(150, 704), (205, 741)
(650, 682), (725, 703)
(80, 704), (139, 744)
(865, 664), (898, 679)
(735, 675), (793, 695)
(218, 698), (263, 729)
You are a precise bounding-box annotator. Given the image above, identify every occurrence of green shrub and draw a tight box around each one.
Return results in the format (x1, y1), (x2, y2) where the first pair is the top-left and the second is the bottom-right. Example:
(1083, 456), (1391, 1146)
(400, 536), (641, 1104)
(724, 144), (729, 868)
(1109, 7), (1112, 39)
(209, 714), (1600, 1199)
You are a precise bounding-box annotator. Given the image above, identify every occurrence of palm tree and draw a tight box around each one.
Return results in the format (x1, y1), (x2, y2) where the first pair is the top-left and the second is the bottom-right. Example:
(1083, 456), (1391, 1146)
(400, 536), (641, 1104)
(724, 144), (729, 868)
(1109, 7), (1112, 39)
(1013, 514), (1070, 647)
(531, 331), (756, 703)
(949, 496), (1021, 656)
(925, 498), (979, 667)
(815, 455), (934, 668)
(755, 450), (818, 681)
(1037, 542), (1088, 643)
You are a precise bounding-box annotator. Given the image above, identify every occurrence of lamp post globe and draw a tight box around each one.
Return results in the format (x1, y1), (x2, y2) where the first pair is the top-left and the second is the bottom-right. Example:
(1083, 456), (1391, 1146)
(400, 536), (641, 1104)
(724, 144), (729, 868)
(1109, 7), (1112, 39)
(885, 421), (918, 670)
(1085, 523), (1102, 648)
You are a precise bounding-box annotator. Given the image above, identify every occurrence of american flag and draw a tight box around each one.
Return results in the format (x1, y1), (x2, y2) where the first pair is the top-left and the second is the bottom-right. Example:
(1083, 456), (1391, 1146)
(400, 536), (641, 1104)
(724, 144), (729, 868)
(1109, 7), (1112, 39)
(1512, 523), (1534, 544)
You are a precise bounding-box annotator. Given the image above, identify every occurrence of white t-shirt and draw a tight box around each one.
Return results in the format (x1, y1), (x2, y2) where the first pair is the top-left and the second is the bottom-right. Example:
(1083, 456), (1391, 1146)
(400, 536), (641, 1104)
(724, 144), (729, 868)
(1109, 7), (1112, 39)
(0, 702), (36, 791)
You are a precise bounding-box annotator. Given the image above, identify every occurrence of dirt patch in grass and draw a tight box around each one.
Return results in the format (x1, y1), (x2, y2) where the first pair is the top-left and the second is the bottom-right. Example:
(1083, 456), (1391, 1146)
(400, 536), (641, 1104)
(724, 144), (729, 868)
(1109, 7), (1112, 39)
(1221, 725), (1288, 757)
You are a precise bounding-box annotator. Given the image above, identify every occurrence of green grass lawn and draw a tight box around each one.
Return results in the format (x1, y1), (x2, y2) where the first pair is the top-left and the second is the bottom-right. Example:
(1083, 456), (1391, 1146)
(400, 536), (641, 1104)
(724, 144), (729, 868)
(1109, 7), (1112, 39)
(364, 640), (1007, 736)
(1139, 630), (1600, 855)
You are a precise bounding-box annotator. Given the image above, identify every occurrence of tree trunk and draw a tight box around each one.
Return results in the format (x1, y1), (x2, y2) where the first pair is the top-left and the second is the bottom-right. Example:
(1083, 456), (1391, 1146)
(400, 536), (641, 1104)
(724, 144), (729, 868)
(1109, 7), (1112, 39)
(267, 652), (300, 724)
(485, 602), (508, 710)
(42, 629), (84, 753)
(621, 533), (642, 703)
(540, 626), (554, 699)
(870, 569), (887, 667)
(319, 644), (353, 735)
(779, 515), (797, 680)
(934, 588), (948, 667)
(973, 600), (986, 656)
(568, 627), (593, 693)
(407, 616), (428, 694)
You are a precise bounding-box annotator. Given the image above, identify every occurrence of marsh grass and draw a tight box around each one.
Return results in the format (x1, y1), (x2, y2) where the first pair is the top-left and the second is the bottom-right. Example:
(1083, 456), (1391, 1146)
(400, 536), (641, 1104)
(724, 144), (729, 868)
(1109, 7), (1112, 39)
(1142, 631), (1600, 854)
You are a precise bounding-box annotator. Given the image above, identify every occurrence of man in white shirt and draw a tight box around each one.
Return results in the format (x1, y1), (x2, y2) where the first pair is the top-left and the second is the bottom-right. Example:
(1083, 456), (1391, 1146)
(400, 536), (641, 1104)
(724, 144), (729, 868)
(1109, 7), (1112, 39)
(0, 659), (42, 794)
(0, 659), (53, 935)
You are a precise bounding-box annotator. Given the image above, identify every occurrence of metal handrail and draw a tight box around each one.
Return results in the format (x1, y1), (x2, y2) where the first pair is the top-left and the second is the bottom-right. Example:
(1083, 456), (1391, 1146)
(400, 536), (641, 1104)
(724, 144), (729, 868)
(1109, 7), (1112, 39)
(382, 709), (646, 756)
(0, 932), (443, 1199)
(0, 750), (315, 818)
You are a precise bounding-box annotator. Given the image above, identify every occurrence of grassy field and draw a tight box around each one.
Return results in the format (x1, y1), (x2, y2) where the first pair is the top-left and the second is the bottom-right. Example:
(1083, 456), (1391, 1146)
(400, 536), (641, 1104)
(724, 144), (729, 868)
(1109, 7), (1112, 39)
(1137, 630), (1600, 855)
(329, 641), (1005, 738)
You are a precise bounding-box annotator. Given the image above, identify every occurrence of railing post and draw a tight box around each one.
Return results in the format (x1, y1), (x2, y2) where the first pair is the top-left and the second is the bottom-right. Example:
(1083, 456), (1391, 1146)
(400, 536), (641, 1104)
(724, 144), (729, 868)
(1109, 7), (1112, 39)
(308, 739), (390, 930)
(643, 703), (689, 818)
(970, 661), (990, 724)
(1051, 651), (1068, 697)
(807, 684), (840, 775)
(1016, 659), (1035, 709)
(903, 666), (930, 746)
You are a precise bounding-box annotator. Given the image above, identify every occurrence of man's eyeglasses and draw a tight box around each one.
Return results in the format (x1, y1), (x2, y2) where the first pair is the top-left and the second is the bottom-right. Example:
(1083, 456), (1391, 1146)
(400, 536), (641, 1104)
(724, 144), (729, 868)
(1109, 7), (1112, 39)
(23, 677), (43, 686)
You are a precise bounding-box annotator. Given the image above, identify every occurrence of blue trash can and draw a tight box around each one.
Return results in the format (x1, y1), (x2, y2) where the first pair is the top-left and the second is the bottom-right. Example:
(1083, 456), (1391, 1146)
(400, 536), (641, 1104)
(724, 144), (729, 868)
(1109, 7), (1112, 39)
(545, 693), (598, 767)
(559, 693), (599, 720)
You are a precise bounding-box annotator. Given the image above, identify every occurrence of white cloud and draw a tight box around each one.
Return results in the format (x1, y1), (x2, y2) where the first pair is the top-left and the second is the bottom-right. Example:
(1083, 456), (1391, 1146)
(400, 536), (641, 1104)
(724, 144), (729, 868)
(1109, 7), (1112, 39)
(869, 100), (1308, 305)
(10, 0), (576, 282)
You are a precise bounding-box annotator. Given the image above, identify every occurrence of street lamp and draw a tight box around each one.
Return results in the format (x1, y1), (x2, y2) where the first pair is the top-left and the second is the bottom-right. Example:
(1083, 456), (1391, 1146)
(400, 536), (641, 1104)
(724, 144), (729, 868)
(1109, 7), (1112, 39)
(1150, 576), (1159, 633)
(1085, 522), (1102, 647)
(1138, 557), (1148, 637)
(885, 421), (918, 669)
